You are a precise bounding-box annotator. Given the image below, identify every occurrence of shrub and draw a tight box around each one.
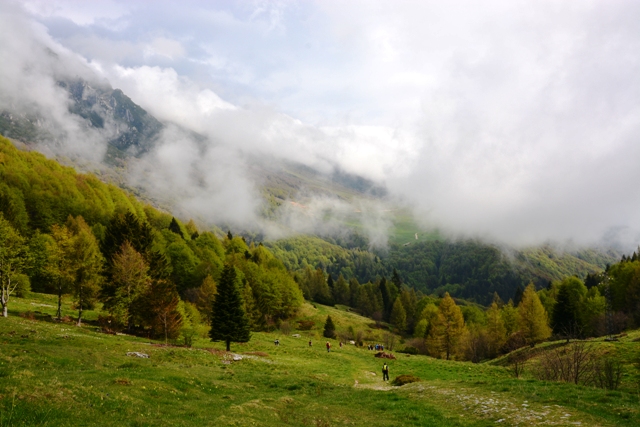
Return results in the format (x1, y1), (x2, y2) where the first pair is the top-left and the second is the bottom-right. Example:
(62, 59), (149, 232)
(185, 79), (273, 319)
(297, 320), (315, 331)
(392, 375), (421, 386)
(12, 273), (30, 298)
(280, 320), (292, 335)
(594, 358), (624, 390)
(397, 346), (419, 355)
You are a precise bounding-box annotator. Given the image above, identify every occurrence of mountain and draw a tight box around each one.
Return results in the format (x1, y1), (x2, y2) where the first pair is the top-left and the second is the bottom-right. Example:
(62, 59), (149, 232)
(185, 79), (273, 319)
(0, 78), (621, 305)
(0, 77), (163, 164)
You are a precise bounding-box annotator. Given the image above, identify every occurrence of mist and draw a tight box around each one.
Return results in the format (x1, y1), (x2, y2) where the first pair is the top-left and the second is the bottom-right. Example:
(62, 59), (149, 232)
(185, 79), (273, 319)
(2, 0), (640, 250)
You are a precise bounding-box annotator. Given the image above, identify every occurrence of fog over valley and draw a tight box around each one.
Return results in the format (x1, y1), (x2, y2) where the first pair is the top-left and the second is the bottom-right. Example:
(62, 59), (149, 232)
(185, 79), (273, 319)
(2, 0), (640, 250)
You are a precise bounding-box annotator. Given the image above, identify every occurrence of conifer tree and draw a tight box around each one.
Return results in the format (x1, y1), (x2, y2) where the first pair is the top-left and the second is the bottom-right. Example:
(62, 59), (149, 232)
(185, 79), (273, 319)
(332, 274), (350, 306)
(517, 283), (551, 346)
(323, 315), (336, 338)
(379, 277), (392, 321)
(427, 292), (466, 360)
(502, 300), (519, 336)
(486, 302), (506, 357)
(209, 264), (250, 351)
(390, 298), (407, 333)
(168, 217), (184, 239)
(513, 285), (524, 306)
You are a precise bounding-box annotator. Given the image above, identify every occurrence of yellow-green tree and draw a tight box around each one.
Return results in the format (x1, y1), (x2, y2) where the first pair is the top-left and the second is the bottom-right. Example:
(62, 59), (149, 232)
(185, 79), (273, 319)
(427, 292), (467, 360)
(517, 283), (551, 346)
(47, 224), (76, 320)
(66, 216), (104, 326)
(501, 300), (519, 336)
(105, 241), (150, 330)
(0, 213), (28, 317)
(486, 302), (506, 357)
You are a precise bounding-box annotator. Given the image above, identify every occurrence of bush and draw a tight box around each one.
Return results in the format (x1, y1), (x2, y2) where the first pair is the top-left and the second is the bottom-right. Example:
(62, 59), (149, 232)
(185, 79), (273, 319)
(397, 346), (419, 355)
(297, 320), (315, 331)
(594, 358), (624, 390)
(280, 320), (292, 335)
(392, 375), (421, 386)
(12, 273), (30, 298)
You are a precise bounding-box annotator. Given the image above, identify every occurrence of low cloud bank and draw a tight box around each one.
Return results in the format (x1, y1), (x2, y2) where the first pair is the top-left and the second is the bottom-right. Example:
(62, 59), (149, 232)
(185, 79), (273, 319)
(3, 1), (640, 251)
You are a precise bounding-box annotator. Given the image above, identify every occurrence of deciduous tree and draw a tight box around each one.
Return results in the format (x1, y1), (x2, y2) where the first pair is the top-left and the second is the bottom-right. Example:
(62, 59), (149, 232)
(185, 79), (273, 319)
(0, 214), (28, 317)
(518, 283), (551, 346)
(427, 292), (466, 360)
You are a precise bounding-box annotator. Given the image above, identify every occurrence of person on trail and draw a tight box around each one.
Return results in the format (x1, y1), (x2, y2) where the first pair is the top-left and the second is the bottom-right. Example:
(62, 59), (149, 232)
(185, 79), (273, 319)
(274, 339), (280, 346)
(339, 341), (343, 348)
(326, 341), (331, 352)
(382, 363), (389, 381)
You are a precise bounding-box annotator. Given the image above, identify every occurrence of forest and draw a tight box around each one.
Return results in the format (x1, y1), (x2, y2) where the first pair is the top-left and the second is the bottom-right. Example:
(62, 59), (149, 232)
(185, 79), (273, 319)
(1, 134), (640, 363)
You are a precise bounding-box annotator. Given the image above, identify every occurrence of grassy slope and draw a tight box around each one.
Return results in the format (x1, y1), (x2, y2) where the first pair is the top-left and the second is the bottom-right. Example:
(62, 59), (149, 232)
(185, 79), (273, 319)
(1, 295), (639, 427)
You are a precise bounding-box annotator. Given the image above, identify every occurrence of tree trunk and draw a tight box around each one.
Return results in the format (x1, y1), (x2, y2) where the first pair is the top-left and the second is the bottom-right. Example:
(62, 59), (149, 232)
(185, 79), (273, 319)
(77, 306), (83, 327)
(57, 282), (63, 320)
(1, 290), (7, 317)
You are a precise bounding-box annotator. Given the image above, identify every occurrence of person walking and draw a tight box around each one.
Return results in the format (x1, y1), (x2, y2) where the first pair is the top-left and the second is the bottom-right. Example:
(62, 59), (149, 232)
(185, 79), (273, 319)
(382, 363), (389, 381)
(326, 341), (331, 352)
(309, 340), (312, 347)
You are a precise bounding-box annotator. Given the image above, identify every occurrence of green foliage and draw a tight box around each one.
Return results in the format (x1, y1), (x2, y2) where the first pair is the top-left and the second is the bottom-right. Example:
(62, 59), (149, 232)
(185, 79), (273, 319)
(209, 264), (251, 351)
(323, 315), (336, 338)
(0, 212), (28, 316)
(517, 284), (551, 346)
(390, 298), (407, 333)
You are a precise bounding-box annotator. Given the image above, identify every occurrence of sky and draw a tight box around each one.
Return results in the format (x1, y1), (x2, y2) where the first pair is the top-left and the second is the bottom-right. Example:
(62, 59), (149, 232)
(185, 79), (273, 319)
(1, 0), (640, 249)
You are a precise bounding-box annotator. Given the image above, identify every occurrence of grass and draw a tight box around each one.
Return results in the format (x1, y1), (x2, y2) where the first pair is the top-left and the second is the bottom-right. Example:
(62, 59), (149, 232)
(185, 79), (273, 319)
(1, 294), (639, 426)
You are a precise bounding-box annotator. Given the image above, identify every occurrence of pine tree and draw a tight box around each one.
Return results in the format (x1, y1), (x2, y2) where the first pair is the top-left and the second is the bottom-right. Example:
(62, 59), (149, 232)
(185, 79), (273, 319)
(517, 283), (551, 346)
(209, 264), (250, 351)
(379, 277), (392, 321)
(389, 298), (407, 333)
(427, 292), (466, 360)
(168, 217), (184, 239)
(513, 285), (524, 307)
(391, 269), (402, 289)
(332, 274), (350, 306)
(323, 315), (336, 338)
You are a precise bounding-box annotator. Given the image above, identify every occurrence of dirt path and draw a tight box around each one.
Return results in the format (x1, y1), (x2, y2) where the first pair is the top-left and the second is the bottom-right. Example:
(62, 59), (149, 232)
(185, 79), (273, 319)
(355, 380), (603, 426)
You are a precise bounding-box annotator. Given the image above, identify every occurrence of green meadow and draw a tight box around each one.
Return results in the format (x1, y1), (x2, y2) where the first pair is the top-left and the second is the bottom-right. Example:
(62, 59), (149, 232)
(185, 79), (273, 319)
(1, 294), (639, 427)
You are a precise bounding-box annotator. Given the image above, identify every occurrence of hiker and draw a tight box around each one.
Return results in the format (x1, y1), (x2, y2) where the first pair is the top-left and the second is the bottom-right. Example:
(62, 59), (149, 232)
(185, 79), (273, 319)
(339, 341), (343, 348)
(382, 363), (389, 381)
(326, 341), (331, 352)
(309, 340), (312, 347)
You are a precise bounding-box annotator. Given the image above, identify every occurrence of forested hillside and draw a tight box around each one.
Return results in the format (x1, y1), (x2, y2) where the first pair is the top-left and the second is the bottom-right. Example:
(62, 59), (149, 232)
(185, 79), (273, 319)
(267, 235), (618, 305)
(0, 135), (303, 338)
